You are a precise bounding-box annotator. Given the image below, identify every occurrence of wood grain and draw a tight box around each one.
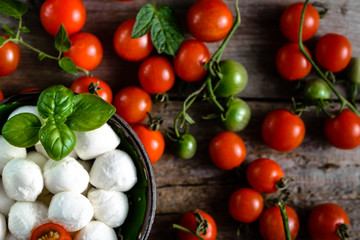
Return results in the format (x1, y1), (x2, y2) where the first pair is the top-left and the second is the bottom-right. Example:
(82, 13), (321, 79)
(0, 0), (359, 239)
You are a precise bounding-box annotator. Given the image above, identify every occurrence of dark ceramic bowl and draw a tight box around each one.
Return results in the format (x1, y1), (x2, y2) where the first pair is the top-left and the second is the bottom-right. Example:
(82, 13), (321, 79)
(0, 91), (156, 240)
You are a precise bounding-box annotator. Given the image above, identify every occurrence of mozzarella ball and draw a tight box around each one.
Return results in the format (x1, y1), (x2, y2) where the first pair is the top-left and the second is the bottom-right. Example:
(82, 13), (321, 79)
(43, 157), (89, 194)
(0, 213), (5, 240)
(74, 221), (117, 240)
(26, 151), (47, 169)
(89, 149), (137, 192)
(74, 123), (120, 160)
(35, 142), (78, 160)
(8, 105), (41, 120)
(48, 192), (94, 232)
(2, 158), (43, 201)
(0, 136), (27, 175)
(8, 201), (48, 240)
(87, 188), (129, 228)
(0, 178), (15, 216)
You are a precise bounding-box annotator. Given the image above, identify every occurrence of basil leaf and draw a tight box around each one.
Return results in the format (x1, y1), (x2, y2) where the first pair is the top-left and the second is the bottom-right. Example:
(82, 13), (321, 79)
(55, 24), (71, 53)
(0, 0), (28, 19)
(37, 85), (74, 119)
(2, 113), (41, 148)
(39, 118), (76, 161)
(2, 24), (15, 38)
(66, 93), (116, 131)
(151, 5), (183, 56)
(58, 57), (78, 75)
(132, 4), (155, 38)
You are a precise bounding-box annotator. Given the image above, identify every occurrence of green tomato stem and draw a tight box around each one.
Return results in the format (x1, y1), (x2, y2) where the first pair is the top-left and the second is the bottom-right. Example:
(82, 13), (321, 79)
(18, 39), (59, 60)
(206, 76), (225, 112)
(298, 0), (359, 117)
(16, 17), (22, 39)
(172, 224), (205, 240)
(277, 201), (292, 240)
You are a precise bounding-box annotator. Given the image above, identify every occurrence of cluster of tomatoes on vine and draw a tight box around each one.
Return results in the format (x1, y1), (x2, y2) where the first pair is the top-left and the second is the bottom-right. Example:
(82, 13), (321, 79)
(270, 0), (360, 152)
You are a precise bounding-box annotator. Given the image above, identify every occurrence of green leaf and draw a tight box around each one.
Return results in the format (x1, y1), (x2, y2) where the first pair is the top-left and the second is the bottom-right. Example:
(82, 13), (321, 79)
(39, 117), (76, 161)
(132, 4), (155, 38)
(2, 113), (41, 148)
(55, 24), (71, 52)
(20, 26), (30, 33)
(37, 85), (74, 119)
(0, 0), (28, 19)
(58, 57), (78, 75)
(151, 5), (184, 56)
(38, 52), (46, 61)
(66, 93), (116, 131)
(2, 24), (15, 38)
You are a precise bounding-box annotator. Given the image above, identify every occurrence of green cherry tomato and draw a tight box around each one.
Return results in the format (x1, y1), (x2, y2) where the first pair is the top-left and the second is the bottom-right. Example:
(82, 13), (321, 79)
(175, 133), (197, 159)
(346, 57), (360, 85)
(221, 97), (251, 132)
(214, 60), (248, 97)
(304, 78), (331, 103)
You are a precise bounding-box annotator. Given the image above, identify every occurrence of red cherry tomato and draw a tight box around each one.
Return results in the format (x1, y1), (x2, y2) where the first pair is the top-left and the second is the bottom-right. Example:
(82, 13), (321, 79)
(246, 158), (284, 194)
(0, 90), (4, 101)
(308, 203), (350, 240)
(18, 88), (40, 93)
(138, 56), (175, 94)
(187, 0), (233, 43)
(0, 35), (20, 77)
(178, 210), (217, 240)
(132, 124), (165, 164)
(315, 33), (352, 72)
(276, 43), (312, 81)
(113, 86), (152, 124)
(262, 109), (305, 152)
(71, 76), (113, 103)
(174, 39), (210, 82)
(113, 19), (153, 62)
(31, 222), (72, 240)
(228, 188), (264, 223)
(280, 2), (320, 42)
(63, 32), (103, 71)
(259, 205), (300, 240)
(209, 131), (246, 170)
(324, 109), (360, 149)
(40, 0), (86, 36)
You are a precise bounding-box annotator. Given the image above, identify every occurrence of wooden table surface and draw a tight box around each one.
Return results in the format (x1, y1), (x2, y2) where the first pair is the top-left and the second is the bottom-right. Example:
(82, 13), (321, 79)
(1, 0), (360, 239)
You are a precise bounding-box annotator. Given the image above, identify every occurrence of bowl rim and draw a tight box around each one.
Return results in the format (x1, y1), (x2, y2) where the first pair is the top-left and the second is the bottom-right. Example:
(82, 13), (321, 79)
(0, 90), (157, 240)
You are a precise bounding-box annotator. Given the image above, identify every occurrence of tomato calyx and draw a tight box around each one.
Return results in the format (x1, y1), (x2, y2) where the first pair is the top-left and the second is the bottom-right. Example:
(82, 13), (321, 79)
(173, 211), (209, 240)
(87, 81), (103, 96)
(146, 112), (163, 131)
(337, 223), (350, 240)
(311, 2), (330, 18)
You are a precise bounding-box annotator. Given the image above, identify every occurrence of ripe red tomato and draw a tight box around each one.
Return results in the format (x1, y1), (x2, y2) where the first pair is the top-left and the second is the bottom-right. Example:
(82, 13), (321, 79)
(174, 39), (210, 82)
(18, 88), (40, 93)
(40, 0), (86, 36)
(187, 0), (233, 43)
(228, 188), (264, 223)
(324, 109), (360, 149)
(0, 90), (4, 101)
(178, 210), (217, 240)
(71, 76), (113, 103)
(246, 158), (284, 194)
(262, 109), (305, 152)
(209, 131), (246, 170)
(308, 203), (350, 240)
(276, 43), (312, 81)
(132, 124), (165, 164)
(259, 205), (300, 240)
(315, 33), (352, 72)
(0, 36), (20, 77)
(113, 19), (153, 62)
(138, 56), (175, 94)
(113, 86), (152, 124)
(31, 222), (71, 240)
(280, 2), (320, 42)
(63, 32), (103, 71)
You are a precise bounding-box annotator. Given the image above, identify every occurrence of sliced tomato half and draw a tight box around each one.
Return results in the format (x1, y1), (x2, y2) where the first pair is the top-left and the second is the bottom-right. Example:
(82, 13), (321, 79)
(31, 223), (72, 240)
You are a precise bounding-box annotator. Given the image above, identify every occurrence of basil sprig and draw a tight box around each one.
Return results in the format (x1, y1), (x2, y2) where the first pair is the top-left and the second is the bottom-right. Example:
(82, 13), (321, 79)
(132, 3), (184, 56)
(2, 85), (116, 160)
